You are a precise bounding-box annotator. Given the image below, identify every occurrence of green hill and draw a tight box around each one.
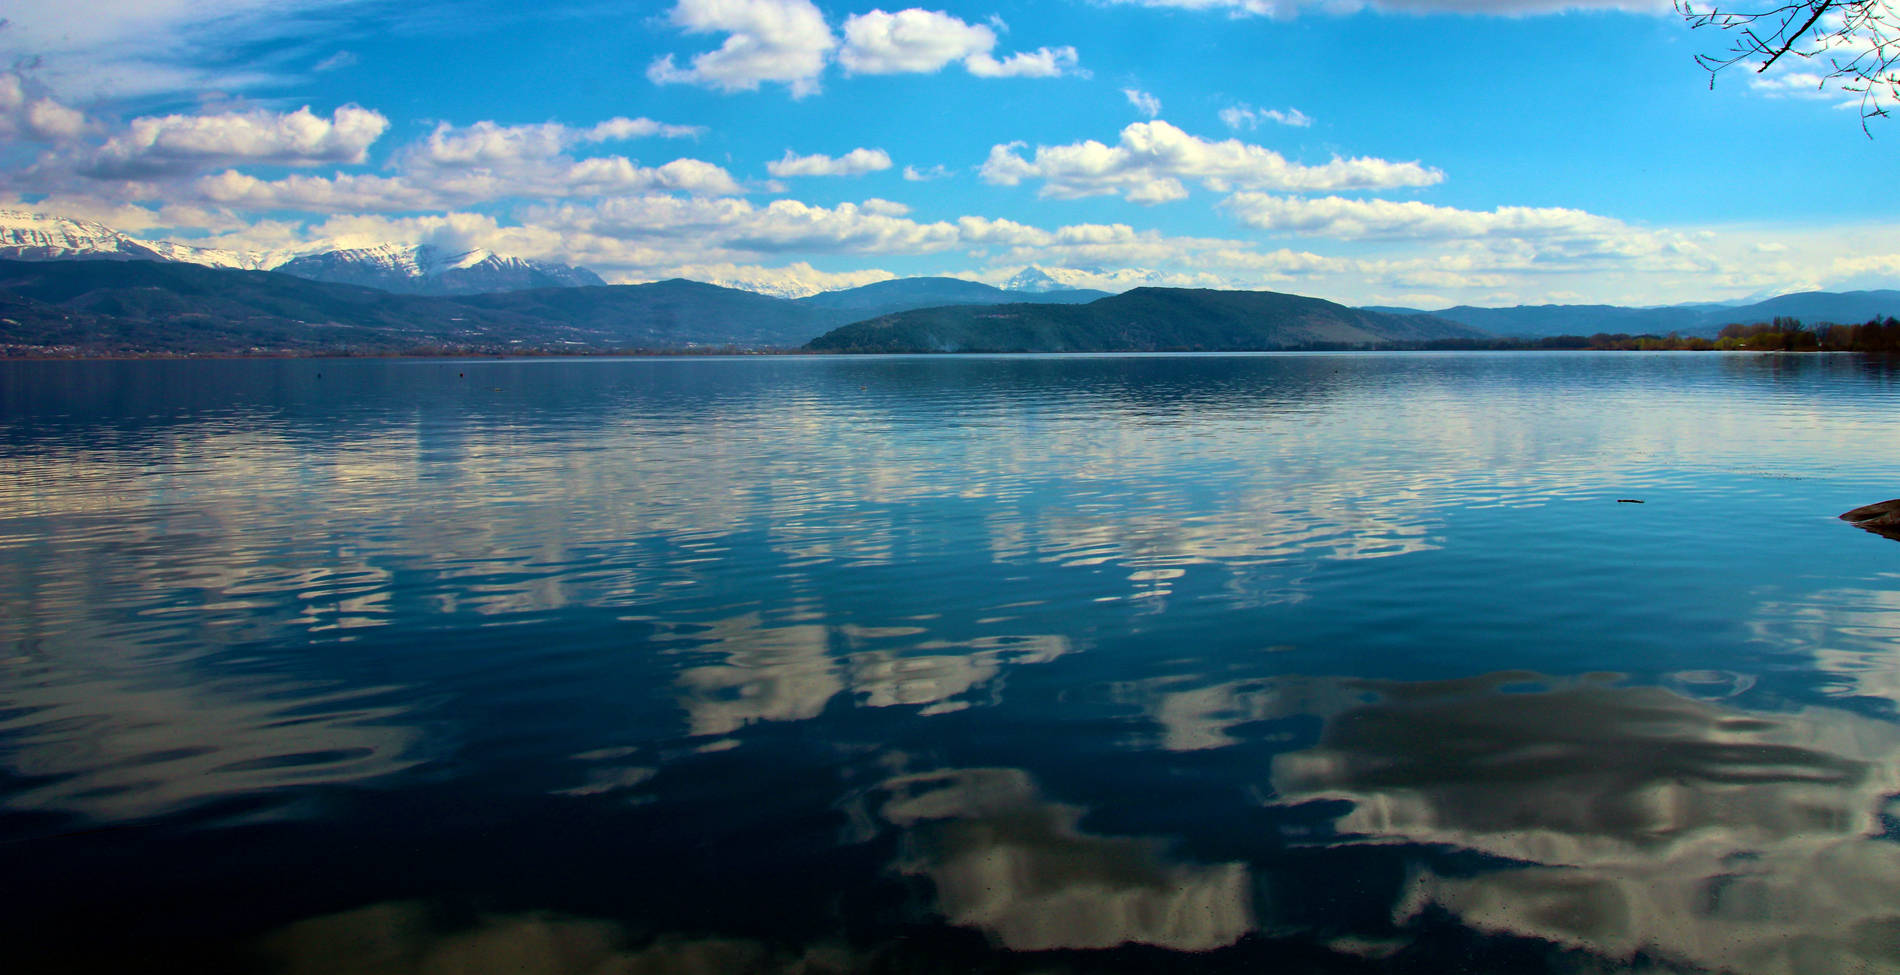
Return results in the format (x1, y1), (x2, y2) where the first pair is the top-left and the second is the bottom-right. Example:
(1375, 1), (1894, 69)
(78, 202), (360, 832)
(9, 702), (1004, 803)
(806, 287), (1485, 353)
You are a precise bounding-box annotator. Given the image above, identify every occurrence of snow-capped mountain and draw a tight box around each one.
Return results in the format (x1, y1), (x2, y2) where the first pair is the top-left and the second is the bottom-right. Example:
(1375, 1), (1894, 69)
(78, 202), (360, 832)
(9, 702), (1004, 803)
(1004, 265), (1123, 294)
(273, 243), (605, 295)
(0, 210), (177, 263)
(1005, 264), (1209, 294)
(140, 238), (285, 271)
(0, 210), (605, 295)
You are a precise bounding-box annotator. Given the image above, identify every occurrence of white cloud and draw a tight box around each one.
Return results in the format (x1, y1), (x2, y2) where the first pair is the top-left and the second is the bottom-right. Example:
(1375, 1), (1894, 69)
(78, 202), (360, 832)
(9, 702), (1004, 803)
(190, 152), (744, 213)
(858, 198), (911, 216)
(542, 194), (963, 257)
(1220, 103), (1311, 129)
(648, 0), (838, 97)
(82, 105), (389, 179)
(0, 194), (243, 234)
(1103, 0), (1672, 16)
(404, 118), (700, 169)
(964, 46), (1082, 78)
(1745, 69), (1862, 109)
(195, 170), (443, 212)
(903, 163), (954, 181)
(583, 117), (705, 141)
(767, 147), (894, 177)
(836, 8), (1083, 79)
(0, 72), (89, 142)
(646, 261), (898, 297)
(839, 8), (994, 73)
(362, 119), (744, 203)
(980, 120), (1442, 203)
(1221, 192), (1635, 240)
(1124, 88), (1162, 117)
(408, 120), (569, 168)
(0, 0), (376, 98)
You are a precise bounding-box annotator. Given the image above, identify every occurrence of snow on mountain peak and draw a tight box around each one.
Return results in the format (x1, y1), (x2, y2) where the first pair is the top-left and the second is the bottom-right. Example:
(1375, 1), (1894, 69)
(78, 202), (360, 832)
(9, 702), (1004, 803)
(0, 209), (169, 262)
(0, 209), (604, 295)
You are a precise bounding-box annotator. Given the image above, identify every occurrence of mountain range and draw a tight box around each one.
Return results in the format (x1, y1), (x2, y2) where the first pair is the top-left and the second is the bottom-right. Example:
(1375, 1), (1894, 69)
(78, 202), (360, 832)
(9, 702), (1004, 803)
(0, 210), (604, 297)
(1372, 291), (1900, 339)
(0, 259), (1137, 355)
(3, 209), (1898, 356)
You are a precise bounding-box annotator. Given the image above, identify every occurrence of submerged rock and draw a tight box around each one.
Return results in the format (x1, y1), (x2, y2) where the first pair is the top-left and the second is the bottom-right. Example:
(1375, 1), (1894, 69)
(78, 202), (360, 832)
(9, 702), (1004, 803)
(1841, 500), (1900, 540)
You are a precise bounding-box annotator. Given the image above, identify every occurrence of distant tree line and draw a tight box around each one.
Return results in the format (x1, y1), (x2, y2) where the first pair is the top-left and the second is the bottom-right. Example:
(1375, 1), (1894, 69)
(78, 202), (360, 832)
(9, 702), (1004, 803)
(1409, 316), (1900, 353)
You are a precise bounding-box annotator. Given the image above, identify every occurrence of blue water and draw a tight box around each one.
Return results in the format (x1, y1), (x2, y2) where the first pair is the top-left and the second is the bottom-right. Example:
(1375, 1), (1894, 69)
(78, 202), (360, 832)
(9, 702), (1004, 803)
(2, 352), (1898, 974)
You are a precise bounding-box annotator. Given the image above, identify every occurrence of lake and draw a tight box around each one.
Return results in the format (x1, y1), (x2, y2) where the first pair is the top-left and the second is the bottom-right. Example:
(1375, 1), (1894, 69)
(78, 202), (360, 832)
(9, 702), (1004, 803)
(2, 352), (1898, 974)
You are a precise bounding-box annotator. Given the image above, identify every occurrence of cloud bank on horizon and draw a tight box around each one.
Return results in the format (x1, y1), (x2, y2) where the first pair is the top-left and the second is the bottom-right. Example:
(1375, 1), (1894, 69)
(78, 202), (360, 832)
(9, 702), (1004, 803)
(0, 0), (1893, 306)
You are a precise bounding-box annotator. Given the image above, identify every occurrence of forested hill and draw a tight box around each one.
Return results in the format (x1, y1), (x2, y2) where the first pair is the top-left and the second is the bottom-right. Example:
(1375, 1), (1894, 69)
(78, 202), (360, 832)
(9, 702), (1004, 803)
(0, 260), (1120, 356)
(805, 287), (1486, 353)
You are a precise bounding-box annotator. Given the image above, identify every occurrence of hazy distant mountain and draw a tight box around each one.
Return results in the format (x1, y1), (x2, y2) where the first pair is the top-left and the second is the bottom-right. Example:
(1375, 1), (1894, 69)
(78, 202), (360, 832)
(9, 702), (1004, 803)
(807, 287), (1485, 353)
(1003, 265), (1116, 298)
(796, 276), (1110, 316)
(1739, 290), (1900, 325)
(273, 243), (605, 295)
(1374, 290), (1900, 338)
(450, 279), (834, 348)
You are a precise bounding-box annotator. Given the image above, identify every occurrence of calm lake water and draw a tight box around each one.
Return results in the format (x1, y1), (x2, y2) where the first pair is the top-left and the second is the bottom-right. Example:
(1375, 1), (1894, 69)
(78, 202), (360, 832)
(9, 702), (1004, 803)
(2, 352), (1898, 974)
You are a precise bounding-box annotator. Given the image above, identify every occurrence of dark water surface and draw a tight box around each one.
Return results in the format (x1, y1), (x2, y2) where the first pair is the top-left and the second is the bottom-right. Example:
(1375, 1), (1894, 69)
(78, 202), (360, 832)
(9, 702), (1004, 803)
(3, 352), (1898, 974)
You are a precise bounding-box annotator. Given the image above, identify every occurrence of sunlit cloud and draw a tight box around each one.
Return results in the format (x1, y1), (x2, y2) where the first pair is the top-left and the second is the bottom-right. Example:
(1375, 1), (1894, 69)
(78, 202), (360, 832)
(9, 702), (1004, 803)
(647, 0), (838, 97)
(980, 120), (1442, 203)
(766, 146), (894, 177)
(80, 104), (389, 179)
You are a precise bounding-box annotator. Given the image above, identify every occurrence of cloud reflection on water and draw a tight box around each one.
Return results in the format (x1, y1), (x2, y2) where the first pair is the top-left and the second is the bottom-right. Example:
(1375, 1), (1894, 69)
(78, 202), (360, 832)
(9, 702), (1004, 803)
(879, 765), (1254, 951)
(1265, 672), (1900, 974)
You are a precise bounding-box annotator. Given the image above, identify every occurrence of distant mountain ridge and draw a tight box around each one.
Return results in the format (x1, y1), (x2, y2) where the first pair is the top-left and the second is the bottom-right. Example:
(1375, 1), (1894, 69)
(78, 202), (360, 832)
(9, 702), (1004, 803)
(1373, 290), (1900, 338)
(0, 261), (1132, 356)
(274, 243), (607, 295)
(5, 210), (1898, 354)
(794, 276), (1108, 312)
(806, 287), (1486, 353)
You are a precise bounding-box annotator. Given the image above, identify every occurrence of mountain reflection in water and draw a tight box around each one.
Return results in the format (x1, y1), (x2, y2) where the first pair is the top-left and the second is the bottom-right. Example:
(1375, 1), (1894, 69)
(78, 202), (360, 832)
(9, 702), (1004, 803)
(2, 354), (1899, 974)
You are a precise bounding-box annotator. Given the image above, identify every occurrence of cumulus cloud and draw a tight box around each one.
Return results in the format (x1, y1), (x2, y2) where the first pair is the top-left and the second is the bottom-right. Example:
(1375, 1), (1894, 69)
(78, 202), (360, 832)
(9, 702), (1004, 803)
(1102, 0), (1672, 16)
(980, 120), (1442, 203)
(1221, 192), (1634, 240)
(540, 194), (963, 256)
(404, 118), (701, 170)
(195, 170), (443, 212)
(767, 147), (894, 177)
(839, 8), (994, 73)
(648, 260), (898, 296)
(965, 46), (1082, 78)
(360, 119), (744, 204)
(583, 116), (705, 141)
(903, 163), (954, 181)
(836, 8), (1084, 79)
(81, 105), (388, 179)
(1124, 88), (1162, 117)
(0, 72), (89, 142)
(648, 0), (838, 97)
(1220, 103), (1311, 129)
(191, 152), (744, 213)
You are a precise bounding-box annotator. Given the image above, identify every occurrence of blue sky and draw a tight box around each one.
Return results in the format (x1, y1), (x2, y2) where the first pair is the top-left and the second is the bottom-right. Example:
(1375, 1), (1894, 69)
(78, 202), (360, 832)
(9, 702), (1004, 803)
(1, 0), (1895, 305)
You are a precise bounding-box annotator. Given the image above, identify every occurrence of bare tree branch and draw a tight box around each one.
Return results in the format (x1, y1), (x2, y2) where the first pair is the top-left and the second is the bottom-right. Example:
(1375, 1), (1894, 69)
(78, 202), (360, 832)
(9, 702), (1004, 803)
(1677, 0), (1900, 133)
